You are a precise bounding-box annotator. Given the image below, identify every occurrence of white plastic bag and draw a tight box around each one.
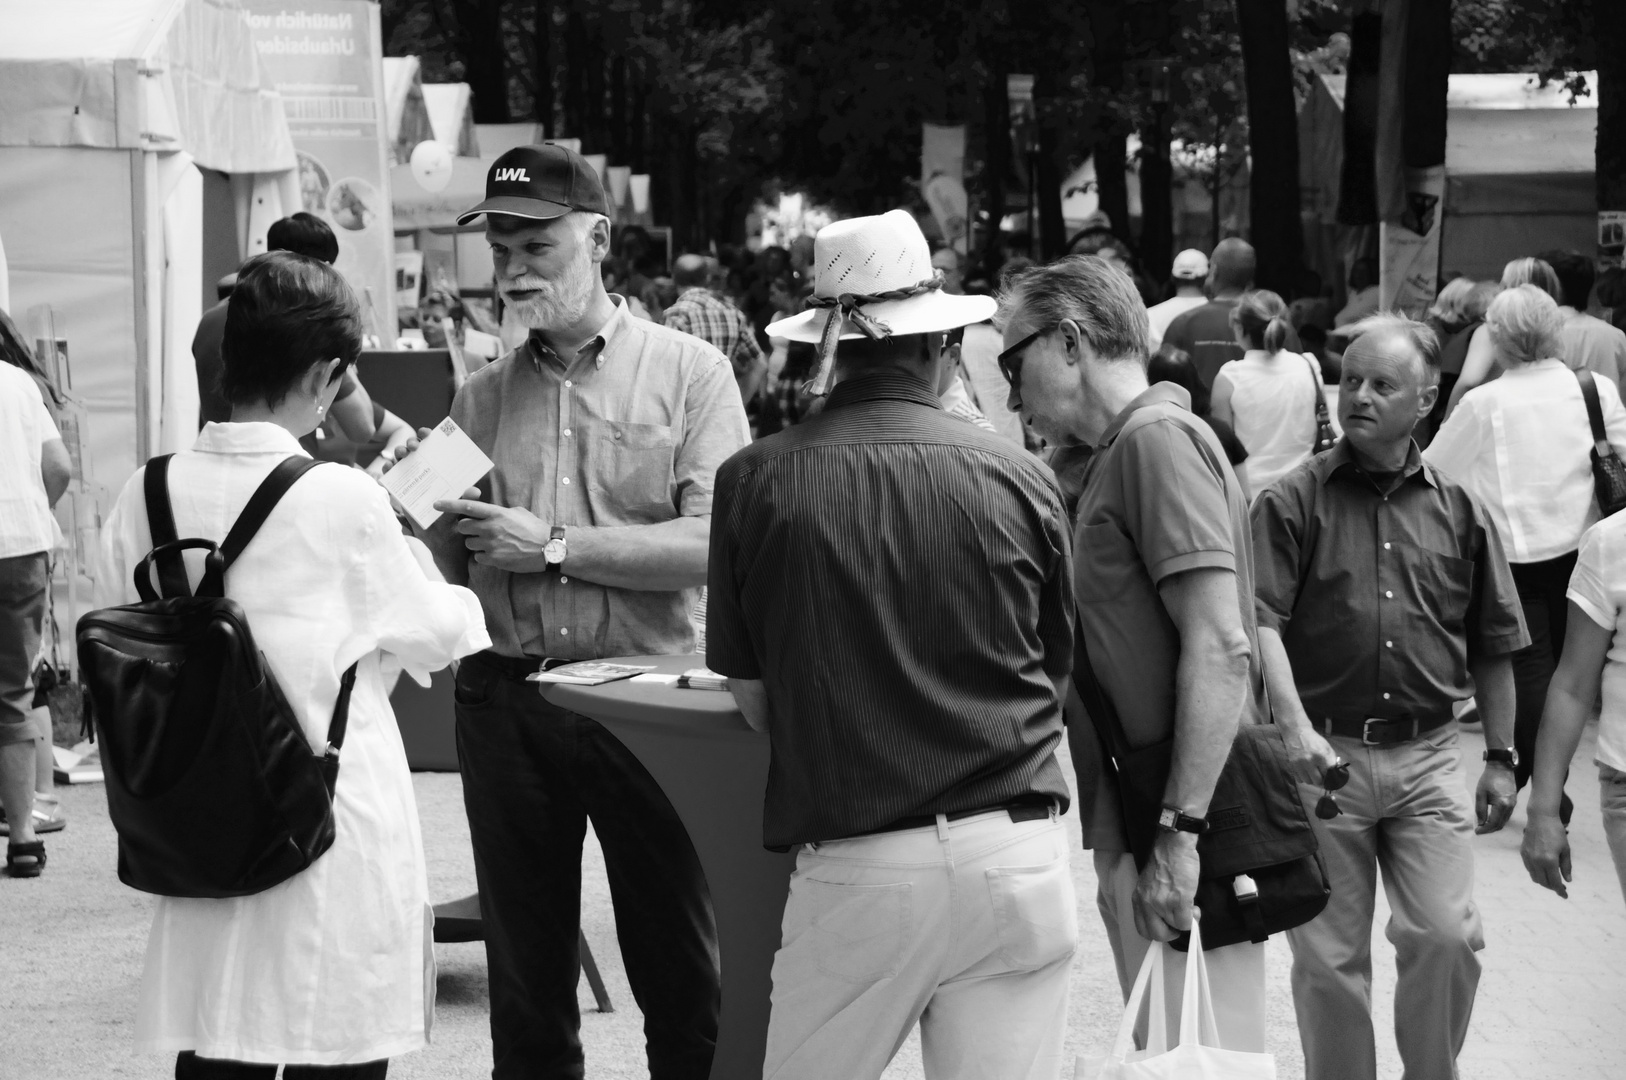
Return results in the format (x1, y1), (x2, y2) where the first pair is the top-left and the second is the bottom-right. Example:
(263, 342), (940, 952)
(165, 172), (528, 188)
(1095, 915), (1276, 1080)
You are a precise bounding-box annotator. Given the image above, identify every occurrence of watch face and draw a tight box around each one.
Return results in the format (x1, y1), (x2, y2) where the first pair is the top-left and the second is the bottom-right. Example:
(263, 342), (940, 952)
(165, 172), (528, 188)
(544, 539), (567, 563)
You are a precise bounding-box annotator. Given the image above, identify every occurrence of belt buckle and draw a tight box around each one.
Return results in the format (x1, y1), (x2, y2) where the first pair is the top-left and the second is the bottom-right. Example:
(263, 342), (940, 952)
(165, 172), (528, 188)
(1361, 718), (1385, 746)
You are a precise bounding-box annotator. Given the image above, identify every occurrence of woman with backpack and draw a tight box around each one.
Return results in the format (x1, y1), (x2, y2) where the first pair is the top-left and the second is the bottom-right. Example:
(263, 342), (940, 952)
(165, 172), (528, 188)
(1210, 289), (1321, 501)
(94, 252), (490, 1078)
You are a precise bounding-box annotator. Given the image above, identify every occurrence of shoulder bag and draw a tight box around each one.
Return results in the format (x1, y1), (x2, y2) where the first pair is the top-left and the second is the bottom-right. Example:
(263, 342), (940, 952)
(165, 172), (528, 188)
(1577, 369), (1626, 518)
(77, 455), (359, 898)
(1303, 354), (1337, 454)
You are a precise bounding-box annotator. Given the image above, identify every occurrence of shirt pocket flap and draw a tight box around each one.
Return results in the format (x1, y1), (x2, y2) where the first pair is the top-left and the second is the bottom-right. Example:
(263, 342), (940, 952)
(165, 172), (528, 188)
(600, 421), (674, 451)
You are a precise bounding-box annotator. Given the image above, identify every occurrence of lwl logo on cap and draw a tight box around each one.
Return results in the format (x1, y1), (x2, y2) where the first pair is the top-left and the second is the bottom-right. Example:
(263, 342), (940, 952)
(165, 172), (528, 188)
(494, 168), (530, 182)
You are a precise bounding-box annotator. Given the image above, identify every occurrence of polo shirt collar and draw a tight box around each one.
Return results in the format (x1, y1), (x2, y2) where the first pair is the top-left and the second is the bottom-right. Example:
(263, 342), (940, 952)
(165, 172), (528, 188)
(1097, 381), (1188, 449)
(825, 367), (944, 412)
(1320, 436), (1437, 491)
(193, 421), (309, 456)
(526, 295), (629, 371)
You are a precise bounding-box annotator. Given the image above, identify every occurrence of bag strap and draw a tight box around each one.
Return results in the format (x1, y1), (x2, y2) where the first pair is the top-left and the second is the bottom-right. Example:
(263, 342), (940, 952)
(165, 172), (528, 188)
(326, 662), (360, 755)
(221, 456), (326, 569)
(142, 455), (191, 599)
(1305, 353), (1330, 417)
(1577, 369), (1612, 456)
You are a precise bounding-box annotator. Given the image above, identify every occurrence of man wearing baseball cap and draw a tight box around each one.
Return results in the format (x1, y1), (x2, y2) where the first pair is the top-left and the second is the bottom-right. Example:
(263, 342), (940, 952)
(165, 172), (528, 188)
(400, 143), (749, 1079)
(1147, 248), (1212, 351)
(706, 210), (1077, 1079)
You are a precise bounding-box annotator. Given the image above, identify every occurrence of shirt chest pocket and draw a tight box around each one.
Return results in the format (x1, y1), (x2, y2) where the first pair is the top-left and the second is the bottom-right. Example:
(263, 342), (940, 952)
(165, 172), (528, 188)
(1074, 519), (1139, 603)
(585, 420), (676, 519)
(1405, 545), (1475, 628)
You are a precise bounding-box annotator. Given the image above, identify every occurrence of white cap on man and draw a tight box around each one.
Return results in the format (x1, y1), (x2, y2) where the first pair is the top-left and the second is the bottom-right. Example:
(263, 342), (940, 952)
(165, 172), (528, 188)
(1170, 249), (1210, 281)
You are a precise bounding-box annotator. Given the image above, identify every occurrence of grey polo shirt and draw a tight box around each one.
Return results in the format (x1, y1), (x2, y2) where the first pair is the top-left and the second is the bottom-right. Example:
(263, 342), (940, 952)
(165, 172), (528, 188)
(1070, 382), (1269, 852)
(450, 297), (750, 659)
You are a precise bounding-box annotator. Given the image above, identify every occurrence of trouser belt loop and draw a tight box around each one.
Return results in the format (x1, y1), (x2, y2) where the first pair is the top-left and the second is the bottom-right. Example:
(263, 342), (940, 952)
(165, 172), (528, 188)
(935, 813), (951, 843)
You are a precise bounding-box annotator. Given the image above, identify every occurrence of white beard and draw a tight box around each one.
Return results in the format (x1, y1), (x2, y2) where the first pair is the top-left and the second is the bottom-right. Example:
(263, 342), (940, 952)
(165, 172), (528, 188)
(503, 244), (596, 330)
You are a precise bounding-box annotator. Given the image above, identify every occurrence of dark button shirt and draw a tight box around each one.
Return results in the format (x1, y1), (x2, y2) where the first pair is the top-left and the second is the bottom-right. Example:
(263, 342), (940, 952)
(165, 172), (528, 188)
(1163, 299), (1302, 389)
(1070, 382), (1270, 851)
(1251, 438), (1530, 724)
(706, 366), (1074, 849)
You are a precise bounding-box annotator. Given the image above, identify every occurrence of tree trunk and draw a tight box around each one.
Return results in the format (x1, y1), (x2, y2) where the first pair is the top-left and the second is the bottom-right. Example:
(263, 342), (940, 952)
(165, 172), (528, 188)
(1095, 135), (1131, 245)
(609, 56), (627, 162)
(583, 32), (606, 153)
(1235, 0), (1305, 295)
(532, 0), (554, 137)
(453, 0), (510, 124)
(1036, 119), (1067, 259)
(562, 8), (587, 139)
(979, 58), (1009, 276)
(1598, 0), (1626, 215)
(1139, 106), (1174, 283)
(629, 65), (647, 172)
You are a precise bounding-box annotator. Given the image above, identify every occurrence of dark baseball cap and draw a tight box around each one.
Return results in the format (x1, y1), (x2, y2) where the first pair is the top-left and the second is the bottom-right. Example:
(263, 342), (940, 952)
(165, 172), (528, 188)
(457, 143), (610, 226)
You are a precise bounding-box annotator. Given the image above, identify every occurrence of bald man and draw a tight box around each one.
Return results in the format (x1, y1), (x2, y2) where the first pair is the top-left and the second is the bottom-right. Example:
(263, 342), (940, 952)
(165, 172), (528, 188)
(1162, 238), (1301, 388)
(663, 255), (769, 408)
(1249, 315), (1528, 1080)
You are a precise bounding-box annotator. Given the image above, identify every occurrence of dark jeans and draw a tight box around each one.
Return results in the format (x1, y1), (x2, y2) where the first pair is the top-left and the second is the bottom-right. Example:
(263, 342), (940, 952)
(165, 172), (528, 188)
(455, 652), (720, 1080)
(174, 1051), (386, 1078)
(1511, 551), (1579, 820)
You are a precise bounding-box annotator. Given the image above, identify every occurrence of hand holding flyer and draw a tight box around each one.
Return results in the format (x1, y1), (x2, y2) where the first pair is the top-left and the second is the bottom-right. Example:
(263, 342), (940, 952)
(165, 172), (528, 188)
(380, 417), (494, 529)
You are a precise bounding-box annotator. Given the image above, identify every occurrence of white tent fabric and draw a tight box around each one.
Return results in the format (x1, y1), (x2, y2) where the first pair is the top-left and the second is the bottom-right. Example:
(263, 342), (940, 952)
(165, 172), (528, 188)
(422, 83), (479, 157)
(382, 55), (435, 165)
(0, 0), (296, 173)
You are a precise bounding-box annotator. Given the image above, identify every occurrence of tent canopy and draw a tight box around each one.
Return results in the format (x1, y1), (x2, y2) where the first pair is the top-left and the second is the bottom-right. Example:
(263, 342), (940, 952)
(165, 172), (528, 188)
(382, 55), (435, 165)
(0, 0), (295, 173)
(422, 83), (479, 157)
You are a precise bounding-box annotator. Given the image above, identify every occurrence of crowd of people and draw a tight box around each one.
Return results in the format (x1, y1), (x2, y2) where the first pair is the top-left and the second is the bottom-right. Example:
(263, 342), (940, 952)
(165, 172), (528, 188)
(3, 139), (1626, 1080)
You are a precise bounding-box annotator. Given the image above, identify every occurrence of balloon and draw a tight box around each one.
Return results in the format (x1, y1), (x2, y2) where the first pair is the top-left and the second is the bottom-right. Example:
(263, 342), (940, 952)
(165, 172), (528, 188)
(410, 141), (454, 193)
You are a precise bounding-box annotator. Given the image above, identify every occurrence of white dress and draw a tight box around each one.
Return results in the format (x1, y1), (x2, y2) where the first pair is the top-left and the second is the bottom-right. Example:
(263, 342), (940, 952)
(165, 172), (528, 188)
(1216, 349), (1319, 499)
(96, 422), (490, 1066)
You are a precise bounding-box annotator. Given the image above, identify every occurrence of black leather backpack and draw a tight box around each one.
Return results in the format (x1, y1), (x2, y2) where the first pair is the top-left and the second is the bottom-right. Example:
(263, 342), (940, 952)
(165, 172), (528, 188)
(78, 454), (358, 898)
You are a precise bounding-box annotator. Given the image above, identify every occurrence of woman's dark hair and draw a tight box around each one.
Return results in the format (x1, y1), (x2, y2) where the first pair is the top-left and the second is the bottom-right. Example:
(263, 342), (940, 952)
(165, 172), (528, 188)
(1231, 289), (1292, 352)
(0, 307), (64, 405)
(1147, 343), (1211, 415)
(221, 251), (362, 408)
(266, 212), (340, 265)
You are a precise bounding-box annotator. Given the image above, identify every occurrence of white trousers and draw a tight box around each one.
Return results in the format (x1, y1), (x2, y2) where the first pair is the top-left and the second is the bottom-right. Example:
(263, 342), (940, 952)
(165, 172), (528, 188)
(763, 809), (1077, 1080)
(1093, 849), (1268, 1052)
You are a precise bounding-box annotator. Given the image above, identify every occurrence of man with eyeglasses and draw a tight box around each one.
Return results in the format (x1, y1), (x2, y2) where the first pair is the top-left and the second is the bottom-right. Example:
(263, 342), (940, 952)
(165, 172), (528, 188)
(996, 254), (1272, 1047)
(1249, 314), (1526, 1080)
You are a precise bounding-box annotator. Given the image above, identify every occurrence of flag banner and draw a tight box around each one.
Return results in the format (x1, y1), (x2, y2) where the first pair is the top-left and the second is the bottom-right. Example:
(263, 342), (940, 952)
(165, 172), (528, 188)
(1379, 165), (1444, 316)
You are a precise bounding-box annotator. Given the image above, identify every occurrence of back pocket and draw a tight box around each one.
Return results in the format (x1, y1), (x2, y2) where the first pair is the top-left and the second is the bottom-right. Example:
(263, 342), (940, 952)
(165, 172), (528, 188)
(987, 856), (1078, 971)
(805, 879), (911, 983)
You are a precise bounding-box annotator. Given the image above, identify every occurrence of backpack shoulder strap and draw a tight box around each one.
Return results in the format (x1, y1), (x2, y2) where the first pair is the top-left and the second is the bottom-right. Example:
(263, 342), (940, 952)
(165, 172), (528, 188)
(142, 455), (191, 599)
(221, 456), (326, 568)
(1577, 369), (1610, 453)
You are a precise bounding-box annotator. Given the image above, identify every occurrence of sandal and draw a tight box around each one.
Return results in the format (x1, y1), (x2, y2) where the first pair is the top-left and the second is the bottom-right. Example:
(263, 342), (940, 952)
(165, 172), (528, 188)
(0, 796), (67, 836)
(5, 839), (45, 878)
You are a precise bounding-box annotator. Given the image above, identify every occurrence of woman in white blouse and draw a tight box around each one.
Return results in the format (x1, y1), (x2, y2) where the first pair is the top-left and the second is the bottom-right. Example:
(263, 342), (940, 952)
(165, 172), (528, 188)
(1210, 289), (1320, 500)
(97, 252), (490, 1079)
(1424, 284), (1626, 823)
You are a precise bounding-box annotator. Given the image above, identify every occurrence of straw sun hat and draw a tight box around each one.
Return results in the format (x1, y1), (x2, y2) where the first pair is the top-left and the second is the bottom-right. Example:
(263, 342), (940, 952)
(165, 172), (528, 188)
(769, 210), (996, 393)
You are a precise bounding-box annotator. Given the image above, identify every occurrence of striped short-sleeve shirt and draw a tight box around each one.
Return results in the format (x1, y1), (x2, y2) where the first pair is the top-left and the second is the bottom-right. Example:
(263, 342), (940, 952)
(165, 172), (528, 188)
(706, 367), (1074, 849)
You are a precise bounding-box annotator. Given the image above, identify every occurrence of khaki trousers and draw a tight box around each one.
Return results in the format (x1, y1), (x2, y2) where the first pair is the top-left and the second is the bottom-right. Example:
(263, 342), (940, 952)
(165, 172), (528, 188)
(1288, 725), (1484, 1080)
(1601, 763), (1626, 904)
(763, 810), (1076, 1080)
(1093, 850), (1268, 1053)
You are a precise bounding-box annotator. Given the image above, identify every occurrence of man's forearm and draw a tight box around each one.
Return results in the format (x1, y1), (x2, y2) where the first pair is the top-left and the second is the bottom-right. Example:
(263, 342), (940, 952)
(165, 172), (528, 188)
(1167, 634), (1249, 815)
(563, 515), (710, 591)
(1529, 684), (1590, 817)
(1470, 654), (1516, 754)
(729, 677), (771, 733)
(1258, 626), (1313, 732)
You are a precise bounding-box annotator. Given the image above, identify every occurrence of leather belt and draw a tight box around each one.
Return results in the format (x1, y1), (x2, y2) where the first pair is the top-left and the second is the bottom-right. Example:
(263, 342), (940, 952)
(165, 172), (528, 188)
(857, 799), (1056, 838)
(465, 650), (571, 680)
(1321, 715), (1454, 746)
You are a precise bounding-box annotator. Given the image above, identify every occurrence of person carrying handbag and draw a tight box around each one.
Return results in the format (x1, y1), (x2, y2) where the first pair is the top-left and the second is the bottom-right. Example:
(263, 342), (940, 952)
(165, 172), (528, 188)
(1253, 315), (1528, 1080)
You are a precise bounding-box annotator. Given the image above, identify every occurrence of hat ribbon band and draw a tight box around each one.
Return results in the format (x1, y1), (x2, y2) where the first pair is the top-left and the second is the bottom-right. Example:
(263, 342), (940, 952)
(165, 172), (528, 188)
(802, 271), (945, 397)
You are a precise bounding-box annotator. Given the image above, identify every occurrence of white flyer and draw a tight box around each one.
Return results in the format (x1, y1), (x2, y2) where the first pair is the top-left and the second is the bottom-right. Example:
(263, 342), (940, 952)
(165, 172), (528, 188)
(380, 416), (494, 529)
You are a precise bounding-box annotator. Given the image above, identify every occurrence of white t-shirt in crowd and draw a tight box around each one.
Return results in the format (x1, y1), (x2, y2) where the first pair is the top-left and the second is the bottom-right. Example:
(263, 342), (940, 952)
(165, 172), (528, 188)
(1567, 514), (1626, 771)
(1214, 349), (1318, 499)
(1423, 358), (1626, 564)
(1146, 293), (1207, 350)
(0, 361), (61, 558)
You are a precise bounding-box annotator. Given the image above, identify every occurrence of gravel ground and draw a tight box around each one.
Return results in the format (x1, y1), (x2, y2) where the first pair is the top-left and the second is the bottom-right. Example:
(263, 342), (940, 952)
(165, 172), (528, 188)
(7, 722), (1618, 1079)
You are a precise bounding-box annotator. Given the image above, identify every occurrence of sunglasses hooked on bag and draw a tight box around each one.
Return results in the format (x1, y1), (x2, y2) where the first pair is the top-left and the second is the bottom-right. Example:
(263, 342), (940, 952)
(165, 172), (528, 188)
(77, 455), (357, 898)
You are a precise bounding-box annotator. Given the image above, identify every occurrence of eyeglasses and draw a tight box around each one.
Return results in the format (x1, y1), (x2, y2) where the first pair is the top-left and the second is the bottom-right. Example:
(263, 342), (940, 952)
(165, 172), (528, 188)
(997, 325), (1055, 389)
(1316, 761), (1351, 820)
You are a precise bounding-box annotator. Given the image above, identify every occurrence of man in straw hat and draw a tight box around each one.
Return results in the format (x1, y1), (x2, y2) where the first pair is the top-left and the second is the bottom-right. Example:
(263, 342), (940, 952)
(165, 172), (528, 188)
(396, 143), (749, 1079)
(706, 209), (1079, 1079)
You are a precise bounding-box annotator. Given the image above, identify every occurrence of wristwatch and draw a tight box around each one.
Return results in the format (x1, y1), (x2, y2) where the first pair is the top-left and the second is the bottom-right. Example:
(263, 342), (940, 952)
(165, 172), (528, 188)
(1483, 747), (1519, 768)
(543, 526), (567, 571)
(1157, 805), (1209, 835)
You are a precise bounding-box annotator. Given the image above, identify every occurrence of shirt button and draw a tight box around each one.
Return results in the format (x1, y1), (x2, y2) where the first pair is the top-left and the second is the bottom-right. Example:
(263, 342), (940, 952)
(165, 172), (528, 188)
(559, 576), (569, 584)
(563, 380), (573, 389)
(1383, 542), (1391, 550)
(561, 476), (571, 485)
(563, 428), (571, 437)
(1386, 640), (1394, 648)
(614, 431), (623, 440)
(1385, 590), (1394, 598)
(1383, 692), (1391, 700)
(560, 628), (569, 636)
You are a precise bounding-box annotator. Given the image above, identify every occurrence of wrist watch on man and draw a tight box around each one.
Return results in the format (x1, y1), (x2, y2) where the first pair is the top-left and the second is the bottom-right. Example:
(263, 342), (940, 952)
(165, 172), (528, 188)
(1483, 747), (1518, 768)
(543, 526), (567, 571)
(1157, 805), (1208, 835)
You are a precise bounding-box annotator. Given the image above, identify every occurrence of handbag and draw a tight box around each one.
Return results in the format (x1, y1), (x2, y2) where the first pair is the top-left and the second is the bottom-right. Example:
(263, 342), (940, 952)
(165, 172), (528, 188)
(1304, 354), (1337, 453)
(1093, 913), (1276, 1080)
(1073, 620), (1330, 952)
(1577, 369), (1626, 518)
(77, 454), (358, 898)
